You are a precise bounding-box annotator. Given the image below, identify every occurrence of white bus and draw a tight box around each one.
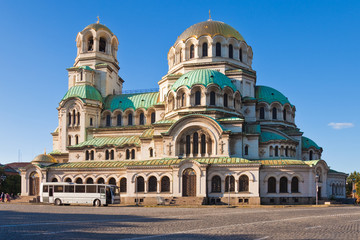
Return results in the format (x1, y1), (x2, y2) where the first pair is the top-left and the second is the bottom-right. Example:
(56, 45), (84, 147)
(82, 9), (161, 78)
(40, 182), (120, 207)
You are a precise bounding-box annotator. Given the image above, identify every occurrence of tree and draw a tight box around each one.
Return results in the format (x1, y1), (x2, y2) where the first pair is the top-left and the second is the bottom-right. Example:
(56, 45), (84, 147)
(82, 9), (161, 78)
(346, 171), (360, 198)
(0, 167), (21, 195)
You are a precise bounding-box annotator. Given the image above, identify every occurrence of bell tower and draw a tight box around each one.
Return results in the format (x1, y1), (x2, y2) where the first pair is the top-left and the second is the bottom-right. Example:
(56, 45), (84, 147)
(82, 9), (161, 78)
(67, 18), (124, 97)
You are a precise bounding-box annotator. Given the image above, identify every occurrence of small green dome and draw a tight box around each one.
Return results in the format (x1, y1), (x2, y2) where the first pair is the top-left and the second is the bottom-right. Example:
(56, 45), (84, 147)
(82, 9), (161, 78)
(176, 20), (244, 44)
(62, 85), (103, 103)
(255, 86), (292, 106)
(84, 23), (113, 35)
(171, 69), (237, 92)
(302, 136), (321, 150)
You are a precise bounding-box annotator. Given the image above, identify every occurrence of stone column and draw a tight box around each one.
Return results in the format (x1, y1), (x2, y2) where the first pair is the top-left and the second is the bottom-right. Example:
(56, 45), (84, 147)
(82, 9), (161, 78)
(157, 181), (160, 194)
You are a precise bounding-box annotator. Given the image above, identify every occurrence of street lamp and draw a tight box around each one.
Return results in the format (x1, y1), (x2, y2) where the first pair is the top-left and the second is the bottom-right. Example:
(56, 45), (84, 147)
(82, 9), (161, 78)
(227, 173), (231, 208)
(352, 178), (356, 200)
(315, 174), (319, 205)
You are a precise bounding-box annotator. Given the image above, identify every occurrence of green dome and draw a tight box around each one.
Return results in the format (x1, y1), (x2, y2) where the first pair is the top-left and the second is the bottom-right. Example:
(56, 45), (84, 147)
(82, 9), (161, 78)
(171, 69), (237, 92)
(104, 92), (159, 112)
(84, 23), (113, 35)
(62, 85), (103, 103)
(302, 136), (321, 150)
(255, 86), (292, 106)
(176, 20), (245, 44)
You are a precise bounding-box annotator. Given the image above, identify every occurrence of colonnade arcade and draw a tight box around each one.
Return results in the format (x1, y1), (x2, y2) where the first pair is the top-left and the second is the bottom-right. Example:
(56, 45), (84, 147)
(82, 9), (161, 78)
(177, 128), (213, 157)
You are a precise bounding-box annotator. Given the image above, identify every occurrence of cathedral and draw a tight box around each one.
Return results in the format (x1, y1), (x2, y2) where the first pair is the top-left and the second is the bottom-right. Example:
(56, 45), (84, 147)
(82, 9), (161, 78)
(20, 18), (347, 205)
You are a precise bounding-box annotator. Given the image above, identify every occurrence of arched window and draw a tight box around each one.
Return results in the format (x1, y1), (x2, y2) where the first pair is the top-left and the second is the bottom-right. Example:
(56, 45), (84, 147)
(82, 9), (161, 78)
(280, 177), (288, 193)
(136, 176), (144, 192)
(77, 112), (80, 125)
(309, 150), (313, 160)
(86, 178), (94, 184)
(151, 112), (156, 124)
(239, 48), (243, 62)
(117, 113), (122, 126)
(239, 175), (249, 192)
(268, 177), (276, 193)
(80, 71), (83, 81)
(75, 135), (79, 145)
(106, 114), (111, 126)
(161, 176), (170, 192)
(211, 176), (221, 193)
(190, 44), (194, 59)
(223, 93), (228, 107)
(291, 177), (299, 193)
(260, 107), (265, 119)
(90, 150), (94, 160)
(68, 135), (72, 146)
(195, 91), (201, 105)
(229, 44), (233, 58)
(99, 37), (106, 52)
(68, 112), (71, 126)
(131, 149), (135, 159)
(186, 135), (191, 155)
(244, 145), (249, 156)
(193, 132), (199, 155)
(88, 37), (94, 51)
(272, 107), (277, 120)
(128, 113), (133, 126)
(120, 178), (127, 192)
(275, 146), (279, 157)
(202, 42), (208, 57)
(105, 150), (110, 160)
(110, 150), (114, 160)
(126, 149), (130, 159)
(210, 91), (216, 105)
(216, 42), (221, 56)
(65, 178), (72, 183)
(201, 134), (206, 154)
(225, 175), (235, 192)
(76, 178), (83, 184)
(73, 110), (76, 125)
(285, 147), (289, 157)
(108, 178), (116, 185)
(139, 113), (145, 125)
(97, 178), (105, 184)
(149, 148), (153, 157)
(148, 176), (157, 192)
(52, 178), (58, 182)
(283, 109), (287, 121)
(179, 49), (182, 63)
(90, 117), (93, 126)
(181, 93), (186, 107)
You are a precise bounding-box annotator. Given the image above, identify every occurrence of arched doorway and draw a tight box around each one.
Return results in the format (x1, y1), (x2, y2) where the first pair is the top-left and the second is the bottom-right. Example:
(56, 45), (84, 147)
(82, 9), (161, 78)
(29, 171), (40, 196)
(182, 168), (196, 197)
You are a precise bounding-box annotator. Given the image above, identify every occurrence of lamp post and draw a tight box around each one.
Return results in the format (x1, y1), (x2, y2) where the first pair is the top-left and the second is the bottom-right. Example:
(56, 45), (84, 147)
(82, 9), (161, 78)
(352, 178), (356, 199)
(315, 174), (319, 205)
(227, 173), (231, 208)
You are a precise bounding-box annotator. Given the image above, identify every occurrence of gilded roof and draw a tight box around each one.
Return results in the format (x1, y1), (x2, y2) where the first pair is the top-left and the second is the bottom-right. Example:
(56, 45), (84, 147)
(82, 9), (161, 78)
(62, 85), (103, 103)
(176, 20), (245, 44)
(104, 92), (159, 112)
(32, 154), (58, 164)
(68, 136), (141, 149)
(255, 85), (292, 106)
(171, 69), (237, 92)
(302, 136), (321, 150)
(84, 23), (113, 35)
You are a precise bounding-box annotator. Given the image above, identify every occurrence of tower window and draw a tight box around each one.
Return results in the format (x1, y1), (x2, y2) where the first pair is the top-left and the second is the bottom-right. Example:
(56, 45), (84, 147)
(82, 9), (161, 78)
(75, 135), (79, 145)
(126, 149), (130, 159)
(210, 91), (216, 105)
(239, 48), (243, 62)
(151, 112), (156, 124)
(73, 110), (76, 125)
(85, 150), (89, 160)
(99, 37), (106, 52)
(106, 114), (111, 127)
(283, 109), (287, 121)
(90, 150), (94, 160)
(244, 145), (249, 155)
(128, 113), (133, 126)
(195, 91), (201, 105)
(68, 135), (71, 146)
(309, 150), (313, 160)
(229, 44), (233, 58)
(202, 42), (208, 57)
(131, 149), (135, 159)
(224, 93), (228, 107)
(260, 107), (265, 119)
(190, 44), (194, 59)
(216, 42), (221, 57)
(149, 148), (153, 157)
(110, 150), (114, 160)
(68, 113), (71, 126)
(80, 71), (83, 81)
(105, 150), (109, 160)
(88, 37), (93, 51)
(77, 112), (80, 125)
(272, 107), (277, 120)
(117, 113), (122, 126)
(90, 117), (93, 126)
(139, 113), (145, 125)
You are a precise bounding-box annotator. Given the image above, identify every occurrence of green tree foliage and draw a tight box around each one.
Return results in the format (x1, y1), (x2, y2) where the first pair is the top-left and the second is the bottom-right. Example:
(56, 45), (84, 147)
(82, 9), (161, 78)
(0, 167), (21, 194)
(346, 171), (360, 197)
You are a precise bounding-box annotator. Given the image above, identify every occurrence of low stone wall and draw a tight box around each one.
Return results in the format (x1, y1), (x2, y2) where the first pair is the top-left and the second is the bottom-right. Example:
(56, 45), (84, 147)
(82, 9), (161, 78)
(261, 197), (316, 205)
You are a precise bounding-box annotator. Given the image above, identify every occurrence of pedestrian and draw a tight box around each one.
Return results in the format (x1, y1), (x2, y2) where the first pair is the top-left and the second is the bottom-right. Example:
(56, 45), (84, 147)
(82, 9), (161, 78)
(5, 193), (10, 203)
(0, 192), (4, 202)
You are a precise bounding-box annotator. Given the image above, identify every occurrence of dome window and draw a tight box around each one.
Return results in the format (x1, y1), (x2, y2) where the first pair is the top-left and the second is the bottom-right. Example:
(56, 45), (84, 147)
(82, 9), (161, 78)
(239, 48), (243, 62)
(309, 150), (313, 160)
(190, 44), (194, 59)
(128, 113), (133, 126)
(260, 107), (265, 119)
(131, 149), (135, 159)
(117, 113), (122, 126)
(216, 42), (221, 57)
(126, 149), (130, 159)
(195, 91), (201, 105)
(283, 109), (287, 121)
(272, 107), (277, 120)
(106, 114), (111, 127)
(202, 43), (208, 57)
(99, 37), (106, 52)
(210, 91), (216, 105)
(139, 113), (145, 125)
(224, 93), (228, 107)
(275, 146), (279, 157)
(229, 44), (233, 59)
(151, 112), (156, 124)
(87, 37), (94, 51)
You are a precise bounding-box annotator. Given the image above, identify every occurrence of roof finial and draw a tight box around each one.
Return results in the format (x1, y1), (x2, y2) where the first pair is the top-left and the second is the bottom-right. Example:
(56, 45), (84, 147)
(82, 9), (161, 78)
(97, 16), (100, 24)
(208, 10), (212, 21)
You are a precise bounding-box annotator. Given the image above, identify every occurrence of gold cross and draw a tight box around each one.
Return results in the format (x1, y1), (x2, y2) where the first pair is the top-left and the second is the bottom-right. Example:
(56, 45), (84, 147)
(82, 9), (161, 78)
(209, 10), (211, 20)
(97, 16), (100, 24)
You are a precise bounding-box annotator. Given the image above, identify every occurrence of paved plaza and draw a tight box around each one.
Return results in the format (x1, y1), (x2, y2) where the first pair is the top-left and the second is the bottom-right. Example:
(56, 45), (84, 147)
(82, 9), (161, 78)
(0, 204), (359, 239)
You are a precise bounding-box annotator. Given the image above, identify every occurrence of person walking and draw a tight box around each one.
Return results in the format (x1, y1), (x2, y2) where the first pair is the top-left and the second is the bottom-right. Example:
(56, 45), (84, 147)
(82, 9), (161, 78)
(5, 193), (10, 203)
(0, 192), (4, 202)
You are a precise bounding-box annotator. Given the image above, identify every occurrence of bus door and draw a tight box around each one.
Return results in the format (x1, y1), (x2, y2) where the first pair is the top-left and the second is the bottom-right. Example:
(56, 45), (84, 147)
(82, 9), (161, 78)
(49, 186), (54, 203)
(99, 186), (106, 201)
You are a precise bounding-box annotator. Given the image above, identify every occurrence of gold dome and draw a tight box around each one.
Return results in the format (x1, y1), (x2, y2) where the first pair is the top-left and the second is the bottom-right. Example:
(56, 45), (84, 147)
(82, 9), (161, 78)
(83, 23), (113, 36)
(32, 154), (58, 164)
(176, 20), (245, 44)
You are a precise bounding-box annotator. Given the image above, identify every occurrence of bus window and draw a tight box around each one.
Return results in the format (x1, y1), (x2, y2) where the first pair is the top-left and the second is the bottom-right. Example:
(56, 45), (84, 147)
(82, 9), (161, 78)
(43, 186), (48, 192)
(75, 185), (85, 193)
(65, 185), (74, 193)
(86, 185), (96, 193)
(54, 186), (64, 192)
(98, 186), (105, 193)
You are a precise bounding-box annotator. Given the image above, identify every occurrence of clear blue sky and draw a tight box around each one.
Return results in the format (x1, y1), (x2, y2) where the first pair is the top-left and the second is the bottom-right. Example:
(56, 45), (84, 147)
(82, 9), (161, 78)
(0, 1), (359, 174)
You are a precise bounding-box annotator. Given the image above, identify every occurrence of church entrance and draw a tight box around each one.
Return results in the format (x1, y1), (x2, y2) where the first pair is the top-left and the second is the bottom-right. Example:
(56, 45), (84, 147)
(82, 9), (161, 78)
(29, 172), (40, 196)
(182, 168), (196, 197)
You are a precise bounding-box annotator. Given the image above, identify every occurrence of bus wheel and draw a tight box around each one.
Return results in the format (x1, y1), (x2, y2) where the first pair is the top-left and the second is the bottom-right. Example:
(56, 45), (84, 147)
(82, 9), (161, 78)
(55, 199), (62, 206)
(94, 199), (101, 207)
